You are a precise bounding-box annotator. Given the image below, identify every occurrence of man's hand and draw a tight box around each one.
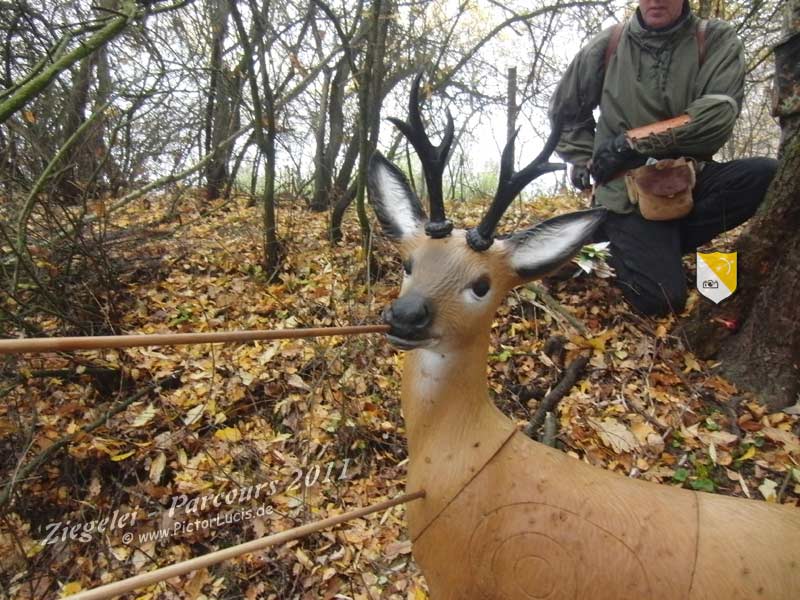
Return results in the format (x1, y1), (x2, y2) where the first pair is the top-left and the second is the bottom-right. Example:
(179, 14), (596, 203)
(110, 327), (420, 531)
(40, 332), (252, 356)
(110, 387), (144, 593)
(589, 133), (645, 184)
(570, 164), (592, 191)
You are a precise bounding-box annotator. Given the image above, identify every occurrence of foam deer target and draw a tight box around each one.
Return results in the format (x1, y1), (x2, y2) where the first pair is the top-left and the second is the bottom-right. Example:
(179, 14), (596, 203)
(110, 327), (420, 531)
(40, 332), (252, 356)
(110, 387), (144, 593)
(367, 74), (800, 600)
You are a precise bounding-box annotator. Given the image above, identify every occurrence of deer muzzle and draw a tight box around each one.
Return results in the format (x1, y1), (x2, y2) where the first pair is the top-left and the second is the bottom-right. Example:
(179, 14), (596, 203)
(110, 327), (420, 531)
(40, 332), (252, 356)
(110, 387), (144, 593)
(382, 293), (435, 349)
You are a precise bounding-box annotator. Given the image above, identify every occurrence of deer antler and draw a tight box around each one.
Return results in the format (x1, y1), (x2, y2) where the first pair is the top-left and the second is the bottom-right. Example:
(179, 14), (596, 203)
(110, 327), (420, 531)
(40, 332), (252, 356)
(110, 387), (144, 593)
(388, 73), (455, 239)
(466, 120), (565, 251)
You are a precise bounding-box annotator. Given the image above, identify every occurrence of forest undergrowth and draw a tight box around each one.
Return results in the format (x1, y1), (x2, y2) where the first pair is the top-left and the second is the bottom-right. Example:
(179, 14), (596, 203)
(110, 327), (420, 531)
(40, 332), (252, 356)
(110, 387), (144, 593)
(2, 190), (798, 599)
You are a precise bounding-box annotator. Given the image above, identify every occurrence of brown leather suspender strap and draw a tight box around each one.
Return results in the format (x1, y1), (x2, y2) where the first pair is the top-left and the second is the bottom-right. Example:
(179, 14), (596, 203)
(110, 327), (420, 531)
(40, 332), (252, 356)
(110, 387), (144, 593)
(604, 22), (625, 71)
(696, 19), (708, 66)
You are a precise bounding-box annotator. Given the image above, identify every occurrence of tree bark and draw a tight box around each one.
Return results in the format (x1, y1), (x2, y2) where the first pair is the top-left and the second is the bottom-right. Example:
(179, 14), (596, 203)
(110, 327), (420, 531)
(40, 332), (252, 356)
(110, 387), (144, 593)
(204, 0), (226, 200)
(54, 54), (93, 201)
(52, 39), (122, 202)
(347, 0), (391, 252)
(93, 44), (125, 195)
(507, 66), (517, 149)
(311, 58), (350, 212)
(328, 133), (359, 243)
(309, 68), (332, 211)
(685, 2), (800, 409)
(204, 0), (240, 201)
(230, 0), (281, 274)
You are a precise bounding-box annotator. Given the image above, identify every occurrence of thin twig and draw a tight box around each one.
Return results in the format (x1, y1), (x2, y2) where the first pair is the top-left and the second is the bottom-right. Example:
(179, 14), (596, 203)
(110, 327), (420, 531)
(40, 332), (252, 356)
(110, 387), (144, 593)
(541, 411), (558, 447)
(777, 469), (793, 503)
(525, 353), (590, 438)
(527, 282), (588, 336)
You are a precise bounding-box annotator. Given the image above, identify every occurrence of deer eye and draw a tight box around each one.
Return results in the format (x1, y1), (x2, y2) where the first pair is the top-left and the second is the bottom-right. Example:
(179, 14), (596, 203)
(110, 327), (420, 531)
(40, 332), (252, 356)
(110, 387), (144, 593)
(403, 259), (413, 276)
(470, 276), (491, 298)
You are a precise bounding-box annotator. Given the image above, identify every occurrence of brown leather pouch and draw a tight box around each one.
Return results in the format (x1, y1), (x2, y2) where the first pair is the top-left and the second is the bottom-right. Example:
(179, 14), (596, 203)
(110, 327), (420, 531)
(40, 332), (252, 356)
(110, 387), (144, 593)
(625, 158), (696, 221)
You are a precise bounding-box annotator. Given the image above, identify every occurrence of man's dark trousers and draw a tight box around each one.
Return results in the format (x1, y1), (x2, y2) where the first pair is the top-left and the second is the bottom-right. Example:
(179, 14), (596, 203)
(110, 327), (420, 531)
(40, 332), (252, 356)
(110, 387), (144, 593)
(598, 157), (778, 316)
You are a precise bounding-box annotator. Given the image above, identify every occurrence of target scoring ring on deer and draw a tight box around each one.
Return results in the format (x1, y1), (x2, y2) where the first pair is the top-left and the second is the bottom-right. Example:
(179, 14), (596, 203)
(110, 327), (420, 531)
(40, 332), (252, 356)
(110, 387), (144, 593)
(467, 503), (652, 599)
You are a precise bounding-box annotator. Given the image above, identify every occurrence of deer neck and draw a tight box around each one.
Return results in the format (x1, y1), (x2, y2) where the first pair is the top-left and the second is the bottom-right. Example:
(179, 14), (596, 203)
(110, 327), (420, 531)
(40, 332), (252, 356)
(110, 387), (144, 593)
(400, 334), (513, 451)
(399, 332), (518, 538)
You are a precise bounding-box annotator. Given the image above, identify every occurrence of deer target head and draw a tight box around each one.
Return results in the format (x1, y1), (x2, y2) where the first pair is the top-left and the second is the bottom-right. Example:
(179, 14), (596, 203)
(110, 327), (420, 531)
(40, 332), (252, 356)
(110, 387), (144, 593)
(368, 74), (606, 352)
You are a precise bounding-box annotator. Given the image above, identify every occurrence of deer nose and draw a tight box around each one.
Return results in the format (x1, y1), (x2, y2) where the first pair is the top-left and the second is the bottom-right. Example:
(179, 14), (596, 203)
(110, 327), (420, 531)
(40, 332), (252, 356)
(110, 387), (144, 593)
(382, 293), (433, 339)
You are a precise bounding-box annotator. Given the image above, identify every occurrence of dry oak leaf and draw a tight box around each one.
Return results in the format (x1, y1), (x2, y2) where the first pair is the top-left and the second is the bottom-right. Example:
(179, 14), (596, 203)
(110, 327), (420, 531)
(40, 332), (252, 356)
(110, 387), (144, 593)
(287, 373), (310, 391)
(588, 417), (638, 454)
(696, 429), (739, 447)
(761, 427), (800, 454)
(149, 451), (167, 484)
(183, 403), (205, 426)
(132, 403), (157, 427)
(384, 539), (412, 559)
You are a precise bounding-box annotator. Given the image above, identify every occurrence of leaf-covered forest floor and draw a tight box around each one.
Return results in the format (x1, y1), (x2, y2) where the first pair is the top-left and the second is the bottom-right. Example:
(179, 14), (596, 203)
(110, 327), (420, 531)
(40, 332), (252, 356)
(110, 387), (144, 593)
(2, 190), (799, 599)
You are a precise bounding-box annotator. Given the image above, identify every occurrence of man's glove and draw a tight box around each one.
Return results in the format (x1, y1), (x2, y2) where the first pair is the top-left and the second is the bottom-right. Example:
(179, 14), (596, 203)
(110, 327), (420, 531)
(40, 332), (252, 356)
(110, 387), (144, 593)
(589, 133), (645, 184)
(570, 164), (592, 191)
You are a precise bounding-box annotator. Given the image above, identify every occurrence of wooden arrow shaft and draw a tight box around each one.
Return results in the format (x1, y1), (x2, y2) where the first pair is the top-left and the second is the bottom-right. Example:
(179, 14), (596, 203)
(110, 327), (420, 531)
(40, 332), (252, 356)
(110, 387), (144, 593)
(67, 491), (424, 600)
(0, 324), (390, 355)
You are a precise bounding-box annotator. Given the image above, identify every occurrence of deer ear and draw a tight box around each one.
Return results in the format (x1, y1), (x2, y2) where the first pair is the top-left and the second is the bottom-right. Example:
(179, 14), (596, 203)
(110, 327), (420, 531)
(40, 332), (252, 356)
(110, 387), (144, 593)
(368, 152), (427, 240)
(506, 209), (607, 280)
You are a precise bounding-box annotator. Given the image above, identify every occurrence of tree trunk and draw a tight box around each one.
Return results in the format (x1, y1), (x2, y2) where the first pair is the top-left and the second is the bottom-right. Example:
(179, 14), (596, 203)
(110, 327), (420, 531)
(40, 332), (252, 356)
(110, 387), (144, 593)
(54, 55), (93, 201)
(353, 0), (390, 252)
(262, 112), (280, 275)
(204, 0), (237, 201)
(311, 59), (350, 212)
(309, 68), (332, 211)
(506, 66), (517, 149)
(54, 2), (128, 202)
(328, 133), (360, 243)
(0, 124), (17, 196)
(685, 2), (800, 409)
(93, 45), (125, 195)
(230, 0), (281, 274)
(224, 131), (254, 200)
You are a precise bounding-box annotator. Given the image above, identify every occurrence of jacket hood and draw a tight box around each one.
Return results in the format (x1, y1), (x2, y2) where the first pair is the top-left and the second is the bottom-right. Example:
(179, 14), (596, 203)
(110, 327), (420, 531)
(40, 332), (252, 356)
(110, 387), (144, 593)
(628, 1), (696, 90)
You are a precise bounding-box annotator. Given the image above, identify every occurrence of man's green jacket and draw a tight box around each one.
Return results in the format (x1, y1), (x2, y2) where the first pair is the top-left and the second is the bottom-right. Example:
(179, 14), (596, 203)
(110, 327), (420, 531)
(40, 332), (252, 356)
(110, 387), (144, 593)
(548, 7), (745, 213)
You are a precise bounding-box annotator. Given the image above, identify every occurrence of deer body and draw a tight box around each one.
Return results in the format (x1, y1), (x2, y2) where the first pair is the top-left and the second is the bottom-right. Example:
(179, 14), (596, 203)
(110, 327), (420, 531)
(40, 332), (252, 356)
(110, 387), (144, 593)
(399, 308), (800, 599)
(369, 76), (800, 599)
